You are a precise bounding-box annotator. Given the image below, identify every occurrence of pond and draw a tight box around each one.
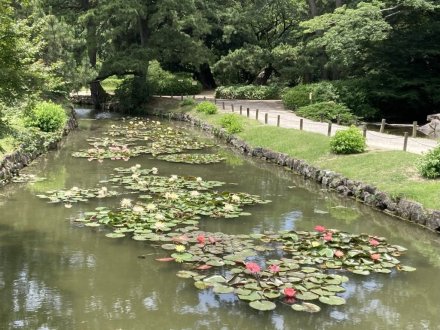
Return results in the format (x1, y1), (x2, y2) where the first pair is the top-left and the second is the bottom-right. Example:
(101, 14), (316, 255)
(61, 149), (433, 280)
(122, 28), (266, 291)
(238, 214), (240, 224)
(0, 110), (440, 330)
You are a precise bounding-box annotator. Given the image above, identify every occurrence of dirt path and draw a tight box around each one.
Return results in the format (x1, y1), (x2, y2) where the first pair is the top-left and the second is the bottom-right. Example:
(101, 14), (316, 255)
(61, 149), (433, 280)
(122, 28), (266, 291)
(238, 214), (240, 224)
(190, 93), (438, 155)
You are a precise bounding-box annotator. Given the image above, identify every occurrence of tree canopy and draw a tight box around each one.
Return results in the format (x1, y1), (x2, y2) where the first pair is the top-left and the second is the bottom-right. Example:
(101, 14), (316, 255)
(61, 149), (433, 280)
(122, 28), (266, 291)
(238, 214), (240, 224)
(1, 0), (439, 120)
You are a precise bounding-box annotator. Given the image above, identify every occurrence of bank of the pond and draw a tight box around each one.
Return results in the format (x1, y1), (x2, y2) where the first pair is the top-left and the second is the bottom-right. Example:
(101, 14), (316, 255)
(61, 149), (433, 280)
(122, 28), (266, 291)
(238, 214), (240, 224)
(0, 108), (78, 186)
(148, 99), (440, 233)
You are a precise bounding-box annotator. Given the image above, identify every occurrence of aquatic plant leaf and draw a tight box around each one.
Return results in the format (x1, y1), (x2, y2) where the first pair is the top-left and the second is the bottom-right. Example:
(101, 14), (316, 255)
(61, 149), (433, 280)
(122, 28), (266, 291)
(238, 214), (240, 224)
(249, 300), (276, 311)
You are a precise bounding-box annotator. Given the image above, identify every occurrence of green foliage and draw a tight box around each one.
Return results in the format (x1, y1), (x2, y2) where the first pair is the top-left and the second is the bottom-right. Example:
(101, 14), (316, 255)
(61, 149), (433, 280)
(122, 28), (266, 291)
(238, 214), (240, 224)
(331, 79), (378, 119)
(148, 60), (202, 96)
(220, 114), (244, 134)
(180, 98), (197, 107)
(215, 85), (282, 100)
(283, 82), (338, 110)
(114, 76), (152, 113)
(101, 76), (123, 92)
(196, 101), (217, 115)
(417, 145), (440, 179)
(26, 101), (67, 132)
(330, 126), (366, 154)
(297, 102), (357, 125)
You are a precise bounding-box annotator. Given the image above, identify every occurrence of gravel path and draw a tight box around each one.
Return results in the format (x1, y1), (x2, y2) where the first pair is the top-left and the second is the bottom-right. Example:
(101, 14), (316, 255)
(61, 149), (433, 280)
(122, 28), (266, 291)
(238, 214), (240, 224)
(190, 93), (438, 155)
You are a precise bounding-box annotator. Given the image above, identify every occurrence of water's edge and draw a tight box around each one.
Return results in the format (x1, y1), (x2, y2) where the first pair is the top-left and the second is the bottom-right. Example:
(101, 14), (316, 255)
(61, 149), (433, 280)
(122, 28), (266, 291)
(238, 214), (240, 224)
(158, 110), (440, 233)
(0, 107), (78, 186)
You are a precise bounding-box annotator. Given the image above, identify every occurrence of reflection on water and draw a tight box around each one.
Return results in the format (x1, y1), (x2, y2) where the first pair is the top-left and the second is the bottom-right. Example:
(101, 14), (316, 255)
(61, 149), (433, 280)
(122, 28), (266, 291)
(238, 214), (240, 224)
(0, 112), (439, 329)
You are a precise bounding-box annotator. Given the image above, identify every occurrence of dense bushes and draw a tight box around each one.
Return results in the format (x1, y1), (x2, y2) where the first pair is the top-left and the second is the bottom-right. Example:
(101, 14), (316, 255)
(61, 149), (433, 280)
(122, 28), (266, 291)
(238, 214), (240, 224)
(26, 101), (67, 132)
(114, 76), (152, 113)
(148, 60), (202, 96)
(417, 145), (440, 179)
(330, 126), (366, 154)
(180, 98), (197, 107)
(282, 82), (338, 110)
(215, 85), (282, 100)
(296, 102), (357, 125)
(196, 101), (217, 115)
(331, 79), (378, 119)
(220, 114), (244, 133)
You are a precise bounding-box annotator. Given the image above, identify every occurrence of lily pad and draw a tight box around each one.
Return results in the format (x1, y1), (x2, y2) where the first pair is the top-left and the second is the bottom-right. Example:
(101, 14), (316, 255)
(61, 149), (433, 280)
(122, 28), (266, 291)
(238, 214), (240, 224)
(249, 300), (276, 311)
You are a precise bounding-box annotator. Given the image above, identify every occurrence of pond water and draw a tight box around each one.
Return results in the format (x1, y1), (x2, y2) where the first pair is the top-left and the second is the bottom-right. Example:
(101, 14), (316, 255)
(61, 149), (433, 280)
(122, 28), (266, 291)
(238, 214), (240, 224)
(1, 111), (440, 330)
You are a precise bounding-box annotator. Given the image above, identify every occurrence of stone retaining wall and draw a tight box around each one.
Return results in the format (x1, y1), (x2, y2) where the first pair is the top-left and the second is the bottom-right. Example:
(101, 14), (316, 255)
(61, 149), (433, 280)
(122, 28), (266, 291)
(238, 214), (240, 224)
(0, 108), (78, 186)
(163, 111), (440, 233)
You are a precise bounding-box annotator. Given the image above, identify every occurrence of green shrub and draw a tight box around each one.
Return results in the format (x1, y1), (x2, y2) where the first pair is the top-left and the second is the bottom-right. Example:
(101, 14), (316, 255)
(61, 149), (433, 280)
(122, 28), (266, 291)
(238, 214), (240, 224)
(114, 76), (152, 113)
(220, 114), (244, 134)
(332, 79), (378, 119)
(282, 81), (339, 110)
(417, 145), (440, 179)
(26, 101), (67, 132)
(330, 126), (366, 154)
(148, 60), (202, 96)
(296, 101), (357, 125)
(180, 98), (197, 107)
(215, 85), (282, 100)
(195, 101), (217, 115)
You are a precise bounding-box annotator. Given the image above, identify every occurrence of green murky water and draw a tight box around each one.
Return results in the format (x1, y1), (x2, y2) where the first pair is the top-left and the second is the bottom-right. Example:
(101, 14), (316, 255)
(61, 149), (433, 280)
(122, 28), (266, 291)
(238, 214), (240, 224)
(1, 109), (440, 330)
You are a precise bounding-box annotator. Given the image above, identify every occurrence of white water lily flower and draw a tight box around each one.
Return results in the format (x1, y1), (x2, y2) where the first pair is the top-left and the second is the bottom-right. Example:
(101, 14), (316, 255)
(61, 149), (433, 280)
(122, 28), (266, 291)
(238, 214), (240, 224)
(71, 186), (79, 191)
(165, 192), (178, 200)
(196, 177), (203, 182)
(190, 191), (200, 197)
(155, 213), (165, 221)
(120, 198), (132, 208)
(135, 164), (141, 169)
(154, 221), (166, 230)
(111, 124), (116, 129)
(151, 167), (158, 174)
(231, 194), (241, 203)
(129, 121), (134, 125)
(64, 203), (72, 209)
(146, 203), (157, 211)
(223, 203), (234, 212)
(132, 205), (145, 214)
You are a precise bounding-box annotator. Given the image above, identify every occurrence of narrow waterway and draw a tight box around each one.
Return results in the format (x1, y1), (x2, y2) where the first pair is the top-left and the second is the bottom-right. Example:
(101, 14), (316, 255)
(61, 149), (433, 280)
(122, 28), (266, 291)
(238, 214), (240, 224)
(0, 109), (439, 330)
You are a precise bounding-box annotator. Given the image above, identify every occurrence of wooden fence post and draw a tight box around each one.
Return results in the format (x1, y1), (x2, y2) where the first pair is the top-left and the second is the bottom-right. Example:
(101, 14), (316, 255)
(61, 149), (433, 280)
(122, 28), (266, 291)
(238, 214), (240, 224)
(300, 118), (303, 130)
(363, 125), (367, 138)
(327, 123), (332, 137)
(265, 113), (268, 124)
(403, 132), (409, 151)
(412, 121), (417, 138)
(380, 119), (386, 133)
(231, 104), (234, 112)
(256, 109), (259, 120)
(180, 95), (183, 101)
(277, 115), (280, 127)
(246, 108), (250, 118)
(222, 102), (225, 110)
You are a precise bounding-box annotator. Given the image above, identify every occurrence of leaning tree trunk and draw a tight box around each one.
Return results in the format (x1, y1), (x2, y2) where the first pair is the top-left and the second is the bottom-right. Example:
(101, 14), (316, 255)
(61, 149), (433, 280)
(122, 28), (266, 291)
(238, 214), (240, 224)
(253, 66), (274, 85)
(196, 63), (216, 89)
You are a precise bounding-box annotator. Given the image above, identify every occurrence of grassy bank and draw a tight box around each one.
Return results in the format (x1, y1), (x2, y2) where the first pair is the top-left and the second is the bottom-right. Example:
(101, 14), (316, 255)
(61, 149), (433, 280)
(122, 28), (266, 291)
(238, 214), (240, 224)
(154, 98), (440, 210)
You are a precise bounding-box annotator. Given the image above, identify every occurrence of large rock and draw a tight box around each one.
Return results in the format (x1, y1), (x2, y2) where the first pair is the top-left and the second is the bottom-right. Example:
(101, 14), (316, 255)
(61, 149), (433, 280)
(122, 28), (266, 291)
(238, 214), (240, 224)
(418, 114), (440, 136)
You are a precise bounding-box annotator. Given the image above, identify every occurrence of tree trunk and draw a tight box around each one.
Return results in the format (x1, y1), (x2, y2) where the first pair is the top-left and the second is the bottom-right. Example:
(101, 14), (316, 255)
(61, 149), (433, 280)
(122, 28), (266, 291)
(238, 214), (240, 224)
(196, 63), (216, 89)
(90, 81), (108, 109)
(253, 66), (274, 85)
(335, 0), (343, 8)
(308, 0), (318, 17)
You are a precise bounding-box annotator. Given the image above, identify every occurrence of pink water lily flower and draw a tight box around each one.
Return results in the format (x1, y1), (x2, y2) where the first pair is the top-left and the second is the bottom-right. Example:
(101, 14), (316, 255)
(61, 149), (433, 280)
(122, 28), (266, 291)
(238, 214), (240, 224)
(197, 234), (206, 245)
(371, 253), (381, 261)
(314, 225), (326, 232)
(283, 287), (297, 298)
(334, 250), (344, 258)
(369, 239), (380, 247)
(268, 264), (280, 273)
(245, 262), (261, 274)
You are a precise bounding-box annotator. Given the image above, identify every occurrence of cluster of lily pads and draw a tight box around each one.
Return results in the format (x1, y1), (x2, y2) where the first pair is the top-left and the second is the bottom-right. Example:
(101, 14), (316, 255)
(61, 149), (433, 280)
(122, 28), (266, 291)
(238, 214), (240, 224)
(11, 174), (46, 183)
(156, 153), (226, 164)
(72, 119), (215, 161)
(36, 186), (122, 208)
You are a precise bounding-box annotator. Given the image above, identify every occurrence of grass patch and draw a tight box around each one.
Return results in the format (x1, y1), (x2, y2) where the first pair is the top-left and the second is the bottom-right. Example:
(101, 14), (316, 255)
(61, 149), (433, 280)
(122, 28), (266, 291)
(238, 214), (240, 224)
(0, 136), (17, 157)
(154, 98), (440, 210)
